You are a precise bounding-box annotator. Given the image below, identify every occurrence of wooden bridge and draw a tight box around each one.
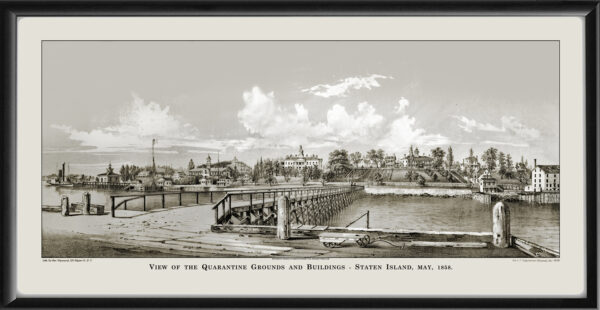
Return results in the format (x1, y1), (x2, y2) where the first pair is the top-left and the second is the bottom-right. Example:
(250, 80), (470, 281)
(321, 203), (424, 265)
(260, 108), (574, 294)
(211, 185), (364, 226)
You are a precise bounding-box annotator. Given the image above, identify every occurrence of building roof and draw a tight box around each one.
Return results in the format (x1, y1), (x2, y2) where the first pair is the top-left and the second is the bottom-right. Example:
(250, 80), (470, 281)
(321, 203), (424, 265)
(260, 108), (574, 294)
(189, 167), (208, 172)
(285, 155), (321, 161)
(537, 165), (559, 174)
(402, 155), (433, 161)
(97, 172), (120, 176)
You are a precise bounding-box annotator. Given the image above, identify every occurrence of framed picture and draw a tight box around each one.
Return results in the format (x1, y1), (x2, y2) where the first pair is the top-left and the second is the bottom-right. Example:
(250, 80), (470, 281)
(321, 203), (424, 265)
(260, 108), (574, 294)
(1, 0), (597, 307)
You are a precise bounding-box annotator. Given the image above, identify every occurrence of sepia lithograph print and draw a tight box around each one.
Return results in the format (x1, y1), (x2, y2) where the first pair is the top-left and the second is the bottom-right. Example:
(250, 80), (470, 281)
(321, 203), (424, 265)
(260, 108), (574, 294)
(42, 41), (560, 258)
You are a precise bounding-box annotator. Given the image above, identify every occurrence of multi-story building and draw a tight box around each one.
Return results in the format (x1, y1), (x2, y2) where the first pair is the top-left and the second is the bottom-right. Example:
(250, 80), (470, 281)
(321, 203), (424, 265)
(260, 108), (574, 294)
(528, 159), (559, 192)
(97, 163), (121, 183)
(282, 145), (323, 170)
(384, 155), (397, 168)
(229, 157), (251, 175)
(399, 155), (433, 168)
(478, 169), (498, 193)
(461, 156), (481, 172)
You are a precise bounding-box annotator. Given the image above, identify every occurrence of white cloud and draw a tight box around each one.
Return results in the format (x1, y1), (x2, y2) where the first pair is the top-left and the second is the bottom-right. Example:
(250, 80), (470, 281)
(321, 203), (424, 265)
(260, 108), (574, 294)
(302, 74), (391, 98)
(378, 97), (450, 153)
(237, 87), (385, 149)
(51, 94), (227, 152)
(395, 97), (410, 114)
(453, 115), (503, 133)
(454, 115), (540, 140)
(500, 116), (540, 139)
(378, 115), (450, 153)
(326, 102), (385, 141)
(482, 140), (529, 147)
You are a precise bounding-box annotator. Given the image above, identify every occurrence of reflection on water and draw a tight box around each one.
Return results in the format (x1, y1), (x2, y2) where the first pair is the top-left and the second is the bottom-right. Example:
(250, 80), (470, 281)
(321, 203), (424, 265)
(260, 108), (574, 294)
(330, 194), (559, 251)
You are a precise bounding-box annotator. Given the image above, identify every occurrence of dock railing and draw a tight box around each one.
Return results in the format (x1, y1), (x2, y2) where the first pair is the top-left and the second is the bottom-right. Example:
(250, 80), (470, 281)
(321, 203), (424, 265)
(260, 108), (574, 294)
(108, 186), (326, 217)
(212, 185), (365, 226)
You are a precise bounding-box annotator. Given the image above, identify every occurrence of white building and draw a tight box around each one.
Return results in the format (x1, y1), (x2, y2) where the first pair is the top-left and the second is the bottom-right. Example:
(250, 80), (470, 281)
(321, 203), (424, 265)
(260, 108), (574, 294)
(229, 157), (251, 175)
(172, 171), (186, 181)
(478, 169), (498, 193)
(282, 145), (323, 170)
(399, 155), (434, 168)
(96, 163), (120, 183)
(528, 159), (559, 192)
(384, 155), (397, 168)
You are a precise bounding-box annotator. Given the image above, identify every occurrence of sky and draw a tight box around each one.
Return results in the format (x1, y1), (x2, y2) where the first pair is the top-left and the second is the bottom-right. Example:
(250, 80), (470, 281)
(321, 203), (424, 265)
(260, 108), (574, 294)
(42, 41), (559, 175)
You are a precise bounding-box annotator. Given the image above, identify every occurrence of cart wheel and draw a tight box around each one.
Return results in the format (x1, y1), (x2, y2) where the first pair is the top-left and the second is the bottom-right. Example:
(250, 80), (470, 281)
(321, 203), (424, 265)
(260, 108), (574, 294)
(356, 239), (365, 247)
(363, 235), (371, 244)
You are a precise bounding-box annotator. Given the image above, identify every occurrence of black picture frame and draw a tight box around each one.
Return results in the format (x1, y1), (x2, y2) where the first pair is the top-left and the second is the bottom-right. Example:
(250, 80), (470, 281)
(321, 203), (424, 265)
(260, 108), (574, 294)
(0, 1), (597, 308)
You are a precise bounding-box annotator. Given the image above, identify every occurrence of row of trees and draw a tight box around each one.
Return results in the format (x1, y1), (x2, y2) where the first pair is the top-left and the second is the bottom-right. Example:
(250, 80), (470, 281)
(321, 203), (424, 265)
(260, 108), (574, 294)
(250, 158), (324, 186)
(348, 149), (386, 168)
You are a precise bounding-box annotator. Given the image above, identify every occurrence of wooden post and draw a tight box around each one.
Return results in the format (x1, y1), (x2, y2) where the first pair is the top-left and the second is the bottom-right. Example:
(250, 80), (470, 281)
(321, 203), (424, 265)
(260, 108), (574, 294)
(81, 192), (91, 215)
(210, 192), (213, 203)
(196, 192), (199, 204)
(179, 192), (182, 206)
(110, 196), (115, 217)
(60, 195), (70, 216)
(492, 202), (511, 248)
(124, 200), (127, 210)
(161, 194), (165, 208)
(277, 196), (291, 240)
(143, 195), (146, 211)
(366, 210), (370, 229)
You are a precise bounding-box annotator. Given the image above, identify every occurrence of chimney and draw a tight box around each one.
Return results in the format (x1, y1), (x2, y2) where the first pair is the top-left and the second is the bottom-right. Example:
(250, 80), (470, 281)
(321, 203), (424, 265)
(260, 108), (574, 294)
(534, 158), (537, 168)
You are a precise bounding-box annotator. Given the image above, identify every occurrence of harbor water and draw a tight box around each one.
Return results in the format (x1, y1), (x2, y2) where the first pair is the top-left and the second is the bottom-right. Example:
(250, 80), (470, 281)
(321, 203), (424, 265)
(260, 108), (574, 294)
(331, 195), (559, 252)
(43, 185), (560, 252)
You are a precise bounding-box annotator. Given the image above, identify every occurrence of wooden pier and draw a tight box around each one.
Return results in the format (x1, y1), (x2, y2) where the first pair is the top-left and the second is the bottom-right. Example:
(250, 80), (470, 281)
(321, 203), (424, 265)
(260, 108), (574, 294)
(211, 185), (364, 226)
(108, 186), (332, 218)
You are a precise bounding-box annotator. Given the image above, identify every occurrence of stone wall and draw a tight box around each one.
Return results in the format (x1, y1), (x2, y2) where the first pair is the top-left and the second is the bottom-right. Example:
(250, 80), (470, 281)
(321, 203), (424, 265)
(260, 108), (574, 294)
(382, 181), (471, 188)
(365, 186), (472, 197)
(518, 192), (560, 204)
(472, 193), (492, 204)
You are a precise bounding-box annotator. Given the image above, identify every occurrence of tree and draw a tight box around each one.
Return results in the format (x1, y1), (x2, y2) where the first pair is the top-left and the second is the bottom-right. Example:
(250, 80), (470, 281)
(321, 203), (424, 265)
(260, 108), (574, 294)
(371, 171), (384, 185)
(119, 165), (127, 181)
(188, 159), (195, 171)
(504, 154), (514, 179)
(482, 147), (498, 171)
(498, 152), (507, 178)
(282, 167), (291, 182)
(310, 165), (322, 180)
(323, 170), (336, 182)
(264, 159), (276, 186)
(350, 152), (362, 168)
(430, 147), (445, 170)
(301, 166), (309, 185)
(446, 147), (454, 170)
(251, 162), (260, 183)
(406, 170), (418, 182)
(416, 175), (426, 186)
(376, 149), (385, 167)
(366, 149), (378, 167)
(328, 149), (352, 176)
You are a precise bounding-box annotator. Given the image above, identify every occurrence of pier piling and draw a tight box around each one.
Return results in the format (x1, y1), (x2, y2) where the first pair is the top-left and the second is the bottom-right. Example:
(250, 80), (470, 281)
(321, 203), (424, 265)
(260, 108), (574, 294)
(277, 196), (291, 240)
(492, 202), (511, 248)
(81, 192), (91, 215)
(60, 195), (70, 216)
